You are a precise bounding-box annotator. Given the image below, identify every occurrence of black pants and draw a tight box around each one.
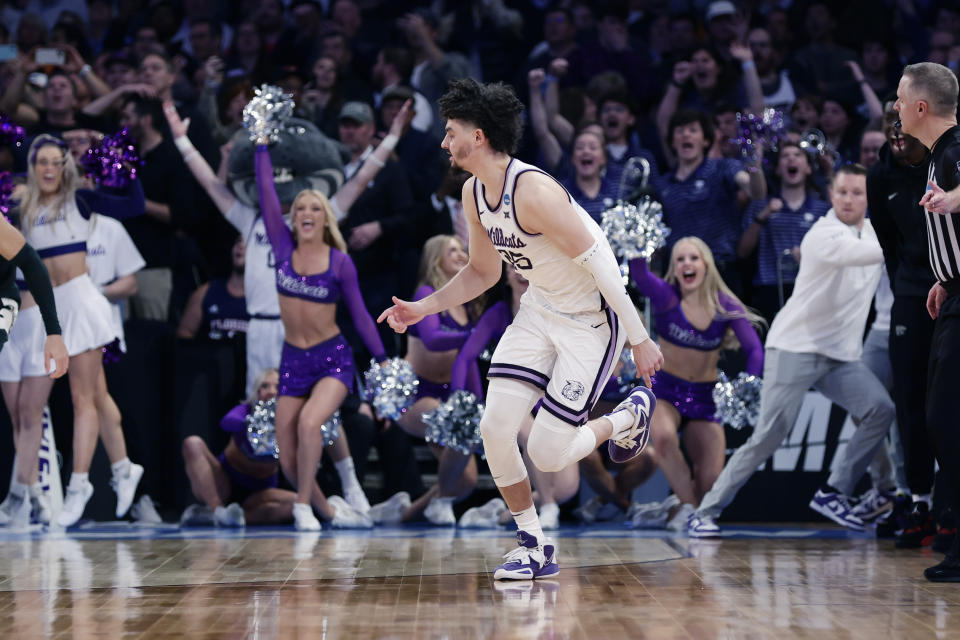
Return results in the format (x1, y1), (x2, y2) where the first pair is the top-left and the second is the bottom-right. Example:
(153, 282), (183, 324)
(927, 291), (960, 515)
(890, 295), (937, 495)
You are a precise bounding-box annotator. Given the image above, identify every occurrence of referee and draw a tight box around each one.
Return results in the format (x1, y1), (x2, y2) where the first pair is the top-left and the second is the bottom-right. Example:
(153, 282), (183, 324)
(895, 61), (960, 582)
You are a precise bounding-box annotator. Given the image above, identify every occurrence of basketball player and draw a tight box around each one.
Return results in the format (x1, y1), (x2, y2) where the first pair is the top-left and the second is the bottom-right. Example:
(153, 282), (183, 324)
(379, 78), (663, 580)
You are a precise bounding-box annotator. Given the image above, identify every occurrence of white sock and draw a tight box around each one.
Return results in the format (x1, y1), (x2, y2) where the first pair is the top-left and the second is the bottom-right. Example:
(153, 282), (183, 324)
(913, 493), (932, 507)
(512, 504), (544, 543)
(606, 409), (635, 437)
(68, 472), (89, 489)
(8, 479), (27, 498)
(111, 457), (131, 478)
(334, 457), (361, 491)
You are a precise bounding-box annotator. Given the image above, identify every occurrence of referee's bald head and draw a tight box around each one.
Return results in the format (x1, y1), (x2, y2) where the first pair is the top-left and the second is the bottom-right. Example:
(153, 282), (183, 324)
(902, 62), (959, 117)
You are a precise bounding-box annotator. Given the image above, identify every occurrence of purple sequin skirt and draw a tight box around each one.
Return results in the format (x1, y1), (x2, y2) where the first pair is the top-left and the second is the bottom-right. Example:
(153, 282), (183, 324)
(651, 369), (718, 422)
(415, 377), (452, 403)
(278, 334), (356, 397)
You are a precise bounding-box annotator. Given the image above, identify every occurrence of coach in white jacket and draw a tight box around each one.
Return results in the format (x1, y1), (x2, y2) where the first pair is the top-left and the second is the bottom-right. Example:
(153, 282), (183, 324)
(687, 163), (896, 537)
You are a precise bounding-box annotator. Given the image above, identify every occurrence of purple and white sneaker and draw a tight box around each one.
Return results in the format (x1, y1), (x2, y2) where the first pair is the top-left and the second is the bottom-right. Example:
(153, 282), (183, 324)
(606, 386), (656, 463)
(809, 489), (865, 531)
(493, 530), (558, 581)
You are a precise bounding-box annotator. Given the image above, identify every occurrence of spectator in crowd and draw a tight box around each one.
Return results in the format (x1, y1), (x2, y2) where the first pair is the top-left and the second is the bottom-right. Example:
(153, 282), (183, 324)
(446, 0), (525, 85)
(566, 2), (650, 107)
(319, 29), (372, 105)
(519, 6), (580, 98)
(859, 128), (886, 170)
(378, 85), (444, 202)
(118, 95), (195, 322)
(196, 59), (251, 147)
(371, 46), (432, 134)
(656, 108), (766, 294)
(397, 8), (470, 140)
(748, 26), (796, 113)
(738, 142), (830, 325)
(222, 21), (272, 86)
(301, 55), (345, 140)
(177, 234), (249, 342)
(185, 19), (224, 64)
(787, 2), (859, 102)
(337, 100), (415, 358)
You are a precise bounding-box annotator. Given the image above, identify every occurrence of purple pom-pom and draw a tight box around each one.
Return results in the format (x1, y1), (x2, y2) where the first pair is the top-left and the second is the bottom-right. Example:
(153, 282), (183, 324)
(0, 113), (25, 148)
(0, 172), (15, 221)
(80, 128), (141, 188)
(733, 109), (785, 164)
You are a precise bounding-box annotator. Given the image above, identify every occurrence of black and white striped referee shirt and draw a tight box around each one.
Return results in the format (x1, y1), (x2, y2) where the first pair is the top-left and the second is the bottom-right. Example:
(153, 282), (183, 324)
(925, 124), (960, 283)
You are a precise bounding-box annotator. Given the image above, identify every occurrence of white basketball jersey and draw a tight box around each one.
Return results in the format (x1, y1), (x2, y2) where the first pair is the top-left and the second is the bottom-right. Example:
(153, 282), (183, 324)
(473, 158), (604, 314)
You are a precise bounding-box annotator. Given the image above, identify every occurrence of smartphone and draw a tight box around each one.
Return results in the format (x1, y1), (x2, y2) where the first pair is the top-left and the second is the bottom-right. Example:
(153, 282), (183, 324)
(0, 44), (17, 62)
(35, 48), (65, 66)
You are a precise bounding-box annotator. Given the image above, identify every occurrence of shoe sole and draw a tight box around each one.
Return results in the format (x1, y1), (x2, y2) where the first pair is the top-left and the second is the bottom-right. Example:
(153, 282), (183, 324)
(494, 564), (560, 581)
(853, 504), (893, 522)
(809, 500), (865, 531)
(689, 528), (721, 538)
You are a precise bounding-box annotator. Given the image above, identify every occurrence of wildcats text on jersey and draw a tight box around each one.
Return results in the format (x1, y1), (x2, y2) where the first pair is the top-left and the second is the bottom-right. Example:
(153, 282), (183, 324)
(487, 227), (527, 249)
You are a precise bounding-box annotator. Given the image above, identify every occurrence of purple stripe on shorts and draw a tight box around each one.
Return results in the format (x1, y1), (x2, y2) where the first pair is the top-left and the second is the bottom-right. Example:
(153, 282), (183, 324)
(542, 392), (588, 425)
(588, 306), (619, 408)
(488, 363), (549, 390)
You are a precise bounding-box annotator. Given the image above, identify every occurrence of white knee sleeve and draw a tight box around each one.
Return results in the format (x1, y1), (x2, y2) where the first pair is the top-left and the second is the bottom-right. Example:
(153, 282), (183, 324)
(527, 411), (597, 473)
(480, 379), (541, 487)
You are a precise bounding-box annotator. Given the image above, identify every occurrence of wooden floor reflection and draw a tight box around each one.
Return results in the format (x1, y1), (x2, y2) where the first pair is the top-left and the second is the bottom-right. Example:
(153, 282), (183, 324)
(0, 527), (957, 639)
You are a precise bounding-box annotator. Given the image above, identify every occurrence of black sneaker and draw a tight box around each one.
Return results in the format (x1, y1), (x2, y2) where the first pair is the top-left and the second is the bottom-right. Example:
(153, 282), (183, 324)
(876, 493), (912, 539)
(895, 501), (936, 549)
(924, 555), (960, 582)
(933, 508), (958, 554)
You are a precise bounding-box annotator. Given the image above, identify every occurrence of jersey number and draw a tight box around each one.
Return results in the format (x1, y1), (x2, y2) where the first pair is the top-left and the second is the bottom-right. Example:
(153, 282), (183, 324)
(498, 250), (532, 270)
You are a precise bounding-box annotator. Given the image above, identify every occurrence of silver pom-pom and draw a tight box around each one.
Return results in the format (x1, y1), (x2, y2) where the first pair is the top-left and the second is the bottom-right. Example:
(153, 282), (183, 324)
(601, 197), (671, 261)
(616, 348), (638, 393)
(246, 398), (279, 459)
(713, 372), (763, 431)
(242, 84), (294, 144)
(321, 410), (342, 447)
(363, 358), (419, 421)
(423, 390), (485, 456)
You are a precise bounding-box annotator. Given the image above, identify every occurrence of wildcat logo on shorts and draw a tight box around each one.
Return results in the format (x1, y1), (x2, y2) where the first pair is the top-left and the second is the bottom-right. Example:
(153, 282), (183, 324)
(561, 380), (585, 401)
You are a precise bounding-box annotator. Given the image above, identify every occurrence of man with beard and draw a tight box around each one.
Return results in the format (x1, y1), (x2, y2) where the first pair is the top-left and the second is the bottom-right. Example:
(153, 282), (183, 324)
(177, 234), (249, 342)
(894, 62), (960, 580)
(747, 26), (796, 113)
(118, 95), (196, 321)
(867, 104), (940, 547)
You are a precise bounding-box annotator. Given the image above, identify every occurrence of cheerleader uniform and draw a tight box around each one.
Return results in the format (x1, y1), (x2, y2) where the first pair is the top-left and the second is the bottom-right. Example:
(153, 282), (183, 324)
(20, 182), (144, 356)
(255, 146), (386, 397)
(629, 257), (763, 421)
(407, 284), (476, 402)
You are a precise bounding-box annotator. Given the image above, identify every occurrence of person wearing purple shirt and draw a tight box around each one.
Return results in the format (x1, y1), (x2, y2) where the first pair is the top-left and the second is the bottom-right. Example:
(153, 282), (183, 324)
(655, 109), (766, 295)
(375, 235), (484, 526)
(181, 369), (299, 528)
(738, 142), (830, 325)
(255, 143), (385, 531)
(629, 237), (764, 529)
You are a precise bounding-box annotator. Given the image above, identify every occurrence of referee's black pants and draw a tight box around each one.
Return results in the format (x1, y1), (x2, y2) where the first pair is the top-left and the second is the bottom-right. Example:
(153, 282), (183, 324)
(890, 295), (937, 496)
(927, 291), (960, 518)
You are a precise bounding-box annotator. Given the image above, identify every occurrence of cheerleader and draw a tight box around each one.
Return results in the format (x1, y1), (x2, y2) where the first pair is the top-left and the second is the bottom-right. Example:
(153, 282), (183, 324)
(255, 140), (385, 530)
(14, 134), (146, 527)
(629, 237), (764, 528)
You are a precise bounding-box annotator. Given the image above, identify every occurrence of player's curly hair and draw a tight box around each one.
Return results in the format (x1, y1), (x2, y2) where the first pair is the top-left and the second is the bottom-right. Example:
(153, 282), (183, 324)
(438, 78), (525, 155)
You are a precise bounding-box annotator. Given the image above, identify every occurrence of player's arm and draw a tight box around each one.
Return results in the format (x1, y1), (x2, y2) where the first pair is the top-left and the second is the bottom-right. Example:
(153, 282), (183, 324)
(378, 177), (501, 331)
(514, 174), (663, 385)
(920, 145), (960, 214)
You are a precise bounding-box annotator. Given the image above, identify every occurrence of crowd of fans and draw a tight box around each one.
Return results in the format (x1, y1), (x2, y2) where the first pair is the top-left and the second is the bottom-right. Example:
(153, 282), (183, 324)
(0, 0), (955, 552)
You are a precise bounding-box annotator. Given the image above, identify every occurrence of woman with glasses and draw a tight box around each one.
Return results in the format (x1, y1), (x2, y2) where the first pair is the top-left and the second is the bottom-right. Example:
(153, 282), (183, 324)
(8, 134), (145, 527)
